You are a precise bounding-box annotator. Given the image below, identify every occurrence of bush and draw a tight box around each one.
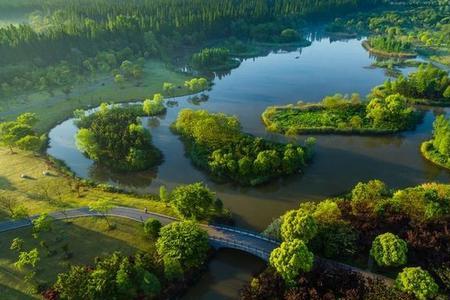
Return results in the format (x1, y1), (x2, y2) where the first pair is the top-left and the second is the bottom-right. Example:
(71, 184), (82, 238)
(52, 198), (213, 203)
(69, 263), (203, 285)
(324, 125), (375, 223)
(170, 182), (216, 220)
(311, 221), (358, 259)
(370, 233), (408, 267)
(396, 267), (439, 300)
(143, 218), (162, 239)
(351, 179), (389, 216)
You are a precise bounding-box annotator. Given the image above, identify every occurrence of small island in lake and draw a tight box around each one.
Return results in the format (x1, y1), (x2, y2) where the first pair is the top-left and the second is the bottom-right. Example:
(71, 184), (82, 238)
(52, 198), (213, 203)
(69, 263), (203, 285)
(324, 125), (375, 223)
(262, 93), (419, 135)
(421, 115), (450, 170)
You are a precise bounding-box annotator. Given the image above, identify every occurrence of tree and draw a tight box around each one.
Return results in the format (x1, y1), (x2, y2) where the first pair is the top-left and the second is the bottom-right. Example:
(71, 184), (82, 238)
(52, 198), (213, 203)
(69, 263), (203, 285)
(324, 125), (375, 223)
(170, 182), (215, 220)
(139, 270), (161, 296)
(54, 265), (90, 299)
(143, 218), (162, 239)
(142, 94), (165, 116)
(0, 113), (40, 153)
(159, 185), (168, 205)
(15, 248), (40, 269)
(32, 213), (53, 239)
(114, 74), (125, 87)
(366, 94), (413, 129)
(395, 267), (439, 300)
(15, 135), (42, 153)
(156, 221), (209, 269)
(281, 210), (318, 242)
(163, 257), (184, 281)
(10, 237), (24, 252)
(89, 199), (115, 228)
(269, 239), (314, 286)
(351, 179), (388, 216)
(163, 82), (175, 97)
(184, 77), (208, 92)
(370, 233), (408, 267)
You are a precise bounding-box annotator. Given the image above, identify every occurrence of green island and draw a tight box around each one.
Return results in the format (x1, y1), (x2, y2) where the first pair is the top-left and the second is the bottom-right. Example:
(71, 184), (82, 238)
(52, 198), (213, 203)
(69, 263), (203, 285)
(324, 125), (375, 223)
(421, 115), (450, 170)
(262, 93), (419, 135)
(247, 179), (449, 300)
(1, 0), (450, 299)
(172, 109), (314, 186)
(74, 104), (162, 172)
(326, 2), (450, 65)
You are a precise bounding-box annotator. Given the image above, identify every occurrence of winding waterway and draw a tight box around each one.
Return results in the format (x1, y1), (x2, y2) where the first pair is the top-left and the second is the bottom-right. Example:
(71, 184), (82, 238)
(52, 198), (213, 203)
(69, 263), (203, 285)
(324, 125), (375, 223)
(47, 35), (450, 299)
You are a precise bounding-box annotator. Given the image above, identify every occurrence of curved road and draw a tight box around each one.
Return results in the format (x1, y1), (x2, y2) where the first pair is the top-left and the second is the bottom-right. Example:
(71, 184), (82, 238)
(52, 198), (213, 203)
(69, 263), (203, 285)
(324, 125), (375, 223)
(0, 206), (393, 284)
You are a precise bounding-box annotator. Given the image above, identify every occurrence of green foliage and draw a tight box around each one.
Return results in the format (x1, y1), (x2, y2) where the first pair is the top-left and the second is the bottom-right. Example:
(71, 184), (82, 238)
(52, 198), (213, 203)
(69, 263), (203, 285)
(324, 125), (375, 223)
(169, 182), (216, 220)
(368, 34), (413, 53)
(396, 267), (439, 300)
(159, 185), (168, 204)
(383, 64), (450, 101)
(10, 237), (24, 252)
(262, 93), (417, 135)
(269, 239), (314, 286)
(351, 179), (389, 216)
(143, 218), (162, 239)
(280, 28), (301, 42)
(14, 248), (40, 270)
(31, 213), (53, 239)
(192, 47), (234, 70)
(173, 109), (308, 185)
(184, 77), (209, 92)
(0, 113), (42, 152)
(370, 233), (408, 267)
(143, 93), (165, 116)
(54, 252), (161, 299)
(156, 221), (209, 269)
(75, 105), (161, 171)
(311, 221), (358, 258)
(281, 209), (318, 242)
(163, 257), (184, 281)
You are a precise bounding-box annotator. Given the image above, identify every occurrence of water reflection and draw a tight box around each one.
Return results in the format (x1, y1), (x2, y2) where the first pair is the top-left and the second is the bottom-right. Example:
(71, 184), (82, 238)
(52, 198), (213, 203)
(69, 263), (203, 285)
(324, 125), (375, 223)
(48, 37), (450, 232)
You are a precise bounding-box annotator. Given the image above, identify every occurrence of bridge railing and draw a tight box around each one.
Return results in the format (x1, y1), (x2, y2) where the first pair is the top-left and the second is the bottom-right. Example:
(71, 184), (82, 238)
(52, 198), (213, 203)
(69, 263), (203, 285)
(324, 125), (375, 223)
(208, 236), (273, 260)
(209, 224), (280, 245)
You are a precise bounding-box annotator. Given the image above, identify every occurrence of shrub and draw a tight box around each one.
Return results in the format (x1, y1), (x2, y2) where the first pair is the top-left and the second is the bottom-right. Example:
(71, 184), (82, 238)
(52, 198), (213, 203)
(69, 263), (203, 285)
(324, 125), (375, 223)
(311, 221), (358, 259)
(351, 179), (389, 216)
(370, 233), (408, 267)
(396, 267), (439, 300)
(170, 182), (216, 220)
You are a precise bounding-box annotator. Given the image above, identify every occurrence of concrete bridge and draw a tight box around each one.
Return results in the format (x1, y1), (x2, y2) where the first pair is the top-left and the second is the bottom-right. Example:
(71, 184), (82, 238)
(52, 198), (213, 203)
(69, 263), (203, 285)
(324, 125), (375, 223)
(0, 206), (279, 261)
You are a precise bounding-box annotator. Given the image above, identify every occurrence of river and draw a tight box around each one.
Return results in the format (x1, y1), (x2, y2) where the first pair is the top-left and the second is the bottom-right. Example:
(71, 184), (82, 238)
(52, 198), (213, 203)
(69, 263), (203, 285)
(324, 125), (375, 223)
(47, 35), (450, 299)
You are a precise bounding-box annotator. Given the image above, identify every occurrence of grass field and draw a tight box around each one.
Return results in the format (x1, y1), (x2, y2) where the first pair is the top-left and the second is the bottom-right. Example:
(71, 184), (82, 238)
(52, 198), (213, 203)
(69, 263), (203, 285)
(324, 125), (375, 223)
(0, 147), (176, 221)
(0, 60), (193, 133)
(0, 216), (152, 299)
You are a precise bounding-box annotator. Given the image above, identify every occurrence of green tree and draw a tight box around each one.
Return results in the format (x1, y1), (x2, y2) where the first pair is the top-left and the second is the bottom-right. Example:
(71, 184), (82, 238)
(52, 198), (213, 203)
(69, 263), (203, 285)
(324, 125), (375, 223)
(184, 77), (208, 92)
(143, 218), (162, 239)
(395, 267), (439, 300)
(163, 82), (175, 97)
(159, 185), (169, 205)
(143, 93), (165, 116)
(156, 221), (209, 269)
(281, 210), (318, 242)
(269, 239), (314, 286)
(89, 199), (115, 228)
(163, 257), (184, 281)
(10, 237), (24, 252)
(370, 233), (408, 267)
(351, 179), (389, 216)
(54, 265), (90, 299)
(14, 248), (40, 270)
(32, 213), (53, 239)
(170, 182), (215, 220)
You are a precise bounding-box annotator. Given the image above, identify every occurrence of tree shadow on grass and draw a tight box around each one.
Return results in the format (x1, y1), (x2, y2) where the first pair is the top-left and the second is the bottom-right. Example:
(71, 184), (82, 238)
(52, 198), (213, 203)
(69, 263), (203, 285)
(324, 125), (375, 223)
(0, 176), (15, 191)
(0, 283), (35, 300)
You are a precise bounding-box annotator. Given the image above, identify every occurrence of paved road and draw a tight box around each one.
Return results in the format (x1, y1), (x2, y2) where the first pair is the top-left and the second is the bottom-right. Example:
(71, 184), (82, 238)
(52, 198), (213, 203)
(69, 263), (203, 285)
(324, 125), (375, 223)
(0, 207), (393, 284)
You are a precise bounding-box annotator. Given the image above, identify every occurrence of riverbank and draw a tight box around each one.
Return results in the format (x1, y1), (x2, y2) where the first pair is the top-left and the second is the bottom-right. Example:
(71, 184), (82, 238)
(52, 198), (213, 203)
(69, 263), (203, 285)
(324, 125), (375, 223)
(362, 40), (417, 58)
(420, 140), (450, 170)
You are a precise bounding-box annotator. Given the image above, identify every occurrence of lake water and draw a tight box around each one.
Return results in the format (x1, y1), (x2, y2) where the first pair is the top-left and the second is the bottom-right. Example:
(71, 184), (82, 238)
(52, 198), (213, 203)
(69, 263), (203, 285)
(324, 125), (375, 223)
(47, 36), (450, 299)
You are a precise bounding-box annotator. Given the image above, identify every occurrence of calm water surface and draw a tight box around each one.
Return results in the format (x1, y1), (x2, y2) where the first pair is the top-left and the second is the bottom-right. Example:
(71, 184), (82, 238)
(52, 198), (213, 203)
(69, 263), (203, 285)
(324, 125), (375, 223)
(47, 36), (450, 299)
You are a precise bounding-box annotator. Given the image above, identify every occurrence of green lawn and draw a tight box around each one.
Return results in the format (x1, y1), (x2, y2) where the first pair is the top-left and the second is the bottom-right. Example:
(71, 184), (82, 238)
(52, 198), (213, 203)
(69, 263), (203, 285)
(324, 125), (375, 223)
(0, 217), (152, 299)
(0, 147), (176, 221)
(0, 60), (193, 132)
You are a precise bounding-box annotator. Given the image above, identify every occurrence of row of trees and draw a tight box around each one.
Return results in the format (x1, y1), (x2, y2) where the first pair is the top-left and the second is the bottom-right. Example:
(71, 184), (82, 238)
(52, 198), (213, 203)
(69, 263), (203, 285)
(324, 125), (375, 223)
(172, 109), (313, 186)
(381, 65), (450, 101)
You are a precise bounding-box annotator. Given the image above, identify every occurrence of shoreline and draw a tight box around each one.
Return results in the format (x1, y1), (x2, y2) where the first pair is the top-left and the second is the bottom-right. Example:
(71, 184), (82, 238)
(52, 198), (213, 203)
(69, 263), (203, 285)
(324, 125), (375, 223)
(362, 40), (417, 58)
